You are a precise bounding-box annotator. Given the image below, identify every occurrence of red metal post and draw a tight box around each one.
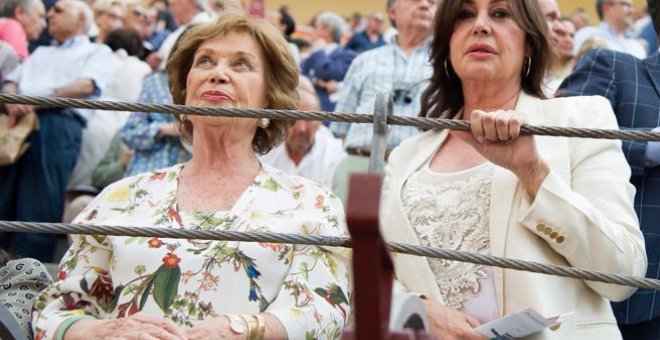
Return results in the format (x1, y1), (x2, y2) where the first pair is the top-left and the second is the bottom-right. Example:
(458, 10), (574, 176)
(341, 174), (434, 340)
(342, 174), (390, 339)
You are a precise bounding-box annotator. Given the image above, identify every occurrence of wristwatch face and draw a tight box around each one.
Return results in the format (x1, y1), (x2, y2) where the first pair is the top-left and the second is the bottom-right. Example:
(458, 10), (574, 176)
(229, 317), (246, 334)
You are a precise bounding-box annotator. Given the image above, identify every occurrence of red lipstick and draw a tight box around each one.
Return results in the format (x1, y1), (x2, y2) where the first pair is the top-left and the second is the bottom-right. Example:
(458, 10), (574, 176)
(201, 90), (232, 101)
(466, 43), (496, 57)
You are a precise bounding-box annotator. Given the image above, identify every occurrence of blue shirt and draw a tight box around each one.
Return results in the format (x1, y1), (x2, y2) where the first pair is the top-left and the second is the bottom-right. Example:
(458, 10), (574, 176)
(345, 31), (386, 54)
(146, 29), (171, 52)
(120, 71), (191, 177)
(330, 38), (433, 150)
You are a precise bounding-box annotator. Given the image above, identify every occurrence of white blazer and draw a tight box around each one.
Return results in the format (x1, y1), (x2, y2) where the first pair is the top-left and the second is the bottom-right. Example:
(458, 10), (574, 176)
(380, 93), (647, 339)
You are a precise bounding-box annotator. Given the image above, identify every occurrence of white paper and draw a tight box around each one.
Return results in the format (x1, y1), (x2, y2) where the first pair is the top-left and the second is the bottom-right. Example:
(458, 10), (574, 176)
(388, 293), (429, 332)
(475, 308), (574, 339)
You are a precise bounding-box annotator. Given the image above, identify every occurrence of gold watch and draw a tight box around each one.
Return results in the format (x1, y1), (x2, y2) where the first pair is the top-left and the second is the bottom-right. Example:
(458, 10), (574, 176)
(226, 314), (248, 336)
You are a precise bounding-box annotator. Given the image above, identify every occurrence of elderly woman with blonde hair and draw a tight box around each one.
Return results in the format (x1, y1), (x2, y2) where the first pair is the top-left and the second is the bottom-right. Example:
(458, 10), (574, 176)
(33, 12), (351, 340)
(92, 0), (126, 43)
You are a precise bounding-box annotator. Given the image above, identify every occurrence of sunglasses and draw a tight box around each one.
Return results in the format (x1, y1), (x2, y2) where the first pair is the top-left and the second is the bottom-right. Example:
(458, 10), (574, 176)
(103, 11), (125, 21)
(133, 8), (146, 17)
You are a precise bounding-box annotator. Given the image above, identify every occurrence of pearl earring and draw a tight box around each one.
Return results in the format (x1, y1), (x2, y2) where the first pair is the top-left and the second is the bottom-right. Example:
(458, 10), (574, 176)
(258, 118), (270, 129)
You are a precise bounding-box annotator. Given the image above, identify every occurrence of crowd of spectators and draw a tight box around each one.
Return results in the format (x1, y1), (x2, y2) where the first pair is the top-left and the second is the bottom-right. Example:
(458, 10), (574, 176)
(1, 0), (660, 338)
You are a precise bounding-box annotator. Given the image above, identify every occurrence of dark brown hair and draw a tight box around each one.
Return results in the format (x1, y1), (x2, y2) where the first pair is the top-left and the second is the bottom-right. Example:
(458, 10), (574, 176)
(421, 0), (551, 119)
(166, 11), (299, 154)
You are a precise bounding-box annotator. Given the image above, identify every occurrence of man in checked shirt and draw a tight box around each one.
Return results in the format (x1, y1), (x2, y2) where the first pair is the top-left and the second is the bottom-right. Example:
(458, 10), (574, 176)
(329, 0), (436, 205)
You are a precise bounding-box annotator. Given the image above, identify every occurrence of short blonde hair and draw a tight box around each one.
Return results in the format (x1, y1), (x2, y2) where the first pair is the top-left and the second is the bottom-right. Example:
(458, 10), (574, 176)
(166, 11), (299, 154)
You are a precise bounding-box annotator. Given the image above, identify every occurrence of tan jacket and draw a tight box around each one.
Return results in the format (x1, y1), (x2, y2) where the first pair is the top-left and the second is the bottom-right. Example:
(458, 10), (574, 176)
(381, 93), (647, 339)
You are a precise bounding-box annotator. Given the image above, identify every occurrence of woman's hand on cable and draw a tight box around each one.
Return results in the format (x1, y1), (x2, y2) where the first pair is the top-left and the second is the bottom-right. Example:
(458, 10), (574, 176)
(455, 109), (550, 197)
(65, 312), (188, 340)
(185, 316), (243, 340)
(422, 299), (487, 340)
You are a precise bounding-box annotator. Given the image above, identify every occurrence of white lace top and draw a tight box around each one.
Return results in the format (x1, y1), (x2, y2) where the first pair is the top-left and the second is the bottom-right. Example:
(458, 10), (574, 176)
(401, 161), (499, 323)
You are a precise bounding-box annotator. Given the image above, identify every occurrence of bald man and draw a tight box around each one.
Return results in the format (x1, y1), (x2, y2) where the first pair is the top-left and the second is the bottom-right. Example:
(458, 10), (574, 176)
(261, 78), (345, 187)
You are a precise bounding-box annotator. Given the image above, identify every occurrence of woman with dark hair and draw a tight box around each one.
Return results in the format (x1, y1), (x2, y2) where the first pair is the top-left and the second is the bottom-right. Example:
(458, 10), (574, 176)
(279, 8), (296, 39)
(33, 12), (350, 340)
(104, 28), (152, 102)
(105, 28), (146, 59)
(381, 0), (646, 339)
(266, 8), (300, 65)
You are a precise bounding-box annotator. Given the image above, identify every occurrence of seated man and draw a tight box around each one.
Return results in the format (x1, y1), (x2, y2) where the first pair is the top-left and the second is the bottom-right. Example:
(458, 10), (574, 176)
(572, 0), (646, 58)
(0, 0), (46, 60)
(344, 11), (386, 54)
(261, 78), (345, 187)
(301, 11), (355, 112)
(0, 0), (113, 262)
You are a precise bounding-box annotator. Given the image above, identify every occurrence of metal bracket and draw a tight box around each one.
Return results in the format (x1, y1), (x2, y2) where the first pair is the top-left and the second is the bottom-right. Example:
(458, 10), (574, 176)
(368, 93), (392, 174)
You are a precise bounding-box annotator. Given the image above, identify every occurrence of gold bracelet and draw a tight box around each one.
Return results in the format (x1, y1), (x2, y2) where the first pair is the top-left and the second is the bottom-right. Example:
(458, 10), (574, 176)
(254, 314), (266, 340)
(239, 314), (256, 340)
(240, 314), (266, 340)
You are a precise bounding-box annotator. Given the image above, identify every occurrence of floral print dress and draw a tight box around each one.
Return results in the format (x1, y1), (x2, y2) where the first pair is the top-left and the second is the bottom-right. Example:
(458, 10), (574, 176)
(32, 163), (351, 340)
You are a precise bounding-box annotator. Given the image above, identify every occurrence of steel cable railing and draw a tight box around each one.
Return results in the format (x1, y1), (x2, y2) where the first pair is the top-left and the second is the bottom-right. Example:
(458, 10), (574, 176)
(0, 221), (656, 291)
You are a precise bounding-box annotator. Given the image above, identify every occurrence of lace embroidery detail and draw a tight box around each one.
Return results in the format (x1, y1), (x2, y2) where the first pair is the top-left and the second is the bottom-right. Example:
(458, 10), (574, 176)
(402, 164), (494, 310)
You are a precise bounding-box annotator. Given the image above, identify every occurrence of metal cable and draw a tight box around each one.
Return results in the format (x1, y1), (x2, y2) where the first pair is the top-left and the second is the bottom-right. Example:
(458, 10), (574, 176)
(0, 221), (657, 290)
(2, 93), (660, 141)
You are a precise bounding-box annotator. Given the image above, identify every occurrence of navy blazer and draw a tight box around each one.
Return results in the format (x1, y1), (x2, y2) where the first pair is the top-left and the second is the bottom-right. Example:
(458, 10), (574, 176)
(301, 46), (356, 112)
(559, 49), (660, 325)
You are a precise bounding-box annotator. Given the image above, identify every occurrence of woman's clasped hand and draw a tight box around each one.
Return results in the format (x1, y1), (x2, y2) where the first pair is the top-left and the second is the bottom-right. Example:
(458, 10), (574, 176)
(422, 300), (486, 340)
(65, 313), (188, 340)
(453, 109), (549, 196)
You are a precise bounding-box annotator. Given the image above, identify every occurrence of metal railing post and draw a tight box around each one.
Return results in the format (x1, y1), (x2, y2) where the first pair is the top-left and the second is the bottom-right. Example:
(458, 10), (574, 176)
(368, 93), (392, 174)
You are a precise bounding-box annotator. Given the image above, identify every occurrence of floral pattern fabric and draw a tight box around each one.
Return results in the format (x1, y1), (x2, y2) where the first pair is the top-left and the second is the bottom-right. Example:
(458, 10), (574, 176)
(32, 163), (351, 340)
